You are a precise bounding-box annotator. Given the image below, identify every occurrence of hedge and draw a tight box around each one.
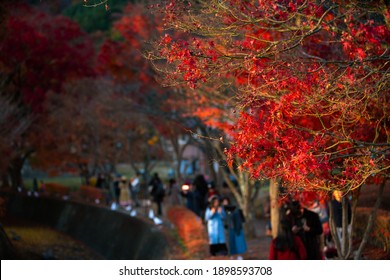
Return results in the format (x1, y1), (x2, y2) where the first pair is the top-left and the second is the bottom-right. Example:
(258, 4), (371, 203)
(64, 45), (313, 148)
(167, 206), (208, 259)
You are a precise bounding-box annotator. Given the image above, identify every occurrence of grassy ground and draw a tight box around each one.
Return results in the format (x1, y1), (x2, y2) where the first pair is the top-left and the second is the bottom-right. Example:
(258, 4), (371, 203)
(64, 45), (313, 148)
(117, 161), (173, 180)
(23, 161), (173, 191)
(23, 177), (83, 191)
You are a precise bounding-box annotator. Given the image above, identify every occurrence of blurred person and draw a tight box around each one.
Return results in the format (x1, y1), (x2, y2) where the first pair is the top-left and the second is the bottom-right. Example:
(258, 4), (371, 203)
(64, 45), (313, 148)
(180, 182), (201, 216)
(112, 174), (121, 205)
(307, 199), (330, 258)
(119, 176), (130, 207)
(269, 216), (307, 260)
(288, 201), (323, 260)
(96, 173), (106, 189)
(32, 178), (39, 192)
(168, 178), (182, 205)
(193, 174), (209, 217)
(222, 197), (247, 258)
(130, 172), (142, 207)
(308, 199), (329, 225)
(207, 184), (219, 199)
(205, 195), (228, 256)
(149, 173), (165, 216)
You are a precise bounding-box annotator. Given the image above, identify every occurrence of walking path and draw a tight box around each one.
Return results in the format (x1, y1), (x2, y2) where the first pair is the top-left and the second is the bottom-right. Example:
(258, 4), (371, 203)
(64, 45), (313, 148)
(114, 200), (272, 260)
(204, 218), (271, 260)
(244, 218), (271, 260)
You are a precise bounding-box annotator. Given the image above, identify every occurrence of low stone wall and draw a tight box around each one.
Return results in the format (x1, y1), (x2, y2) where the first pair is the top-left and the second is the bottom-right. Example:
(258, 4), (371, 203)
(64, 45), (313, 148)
(3, 193), (167, 259)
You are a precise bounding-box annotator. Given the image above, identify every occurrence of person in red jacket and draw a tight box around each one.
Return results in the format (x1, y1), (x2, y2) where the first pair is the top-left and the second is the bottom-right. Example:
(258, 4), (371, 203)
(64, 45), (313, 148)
(269, 217), (307, 260)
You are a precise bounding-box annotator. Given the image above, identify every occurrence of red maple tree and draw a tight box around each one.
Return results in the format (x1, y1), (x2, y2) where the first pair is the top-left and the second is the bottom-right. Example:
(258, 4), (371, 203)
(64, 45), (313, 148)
(96, 2), (170, 179)
(148, 0), (389, 259)
(0, 3), (95, 188)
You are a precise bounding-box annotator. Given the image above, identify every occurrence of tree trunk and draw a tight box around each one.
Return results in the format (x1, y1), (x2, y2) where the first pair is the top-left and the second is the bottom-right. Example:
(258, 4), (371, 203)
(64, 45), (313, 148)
(354, 179), (386, 259)
(269, 179), (279, 238)
(221, 169), (256, 238)
(8, 149), (33, 189)
(8, 158), (24, 189)
(175, 146), (186, 184)
(175, 158), (182, 183)
(167, 134), (189, 184)
(1, 173), (10, 189)
(346, 188), (359, 259)
(242, 187), (256, 239)
(329, 190), (361, 259)
(341, 196), (349, 257)
(328, 198), (342, 258)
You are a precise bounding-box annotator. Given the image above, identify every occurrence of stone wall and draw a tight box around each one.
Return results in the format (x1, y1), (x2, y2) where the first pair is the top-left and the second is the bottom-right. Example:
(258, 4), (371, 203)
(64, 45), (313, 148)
(3, 193), (167, 259)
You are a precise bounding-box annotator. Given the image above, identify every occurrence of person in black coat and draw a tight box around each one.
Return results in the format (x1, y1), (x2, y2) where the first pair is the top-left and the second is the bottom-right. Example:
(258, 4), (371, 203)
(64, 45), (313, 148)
(149, 173), (165, 216)
(288, 201), (323, 260)
(192, 174), (209, 217)
(180, 183), (201, 217)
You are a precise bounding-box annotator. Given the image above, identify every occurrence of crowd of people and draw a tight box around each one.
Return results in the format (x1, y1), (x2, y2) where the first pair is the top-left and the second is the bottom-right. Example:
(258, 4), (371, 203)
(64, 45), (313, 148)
(28, 171), (349, 260)
(269, 200), (323, 260)
(204, 196), (248, 258)
(101, 172), (249, 258)
(179, 174), (248, 258)
(268, 192), (352, 260)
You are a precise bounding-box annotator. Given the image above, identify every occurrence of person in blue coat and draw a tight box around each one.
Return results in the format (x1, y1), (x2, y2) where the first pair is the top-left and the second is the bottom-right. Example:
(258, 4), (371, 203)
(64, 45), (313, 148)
(205, 195), (228, 256)
(222, 197), (247, 257)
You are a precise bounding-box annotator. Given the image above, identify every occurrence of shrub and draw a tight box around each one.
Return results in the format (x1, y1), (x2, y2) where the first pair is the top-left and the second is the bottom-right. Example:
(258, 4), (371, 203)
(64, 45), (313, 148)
(78, 185), (106, 202)
(44, 183), (70, 197)
(167, 206), (208, 259)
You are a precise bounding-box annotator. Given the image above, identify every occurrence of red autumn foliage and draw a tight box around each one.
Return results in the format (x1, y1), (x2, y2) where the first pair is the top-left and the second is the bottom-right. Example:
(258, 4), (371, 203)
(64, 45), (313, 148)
(35, 78), (130, 176)
(78, 185), (106, 202)
(150, 0), (389, 195)
(43, 183), (70, 197)
(167, 206), (208, 258)
(0, 3), (95, 113)
(97, 3), (161, 90)
(0, 3), (96, 188)
(95, 2), (187, 175)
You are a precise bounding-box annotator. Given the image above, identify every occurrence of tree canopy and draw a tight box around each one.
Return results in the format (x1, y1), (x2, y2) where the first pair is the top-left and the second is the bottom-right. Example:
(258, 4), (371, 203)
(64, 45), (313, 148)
(148, 0), (389, 196)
